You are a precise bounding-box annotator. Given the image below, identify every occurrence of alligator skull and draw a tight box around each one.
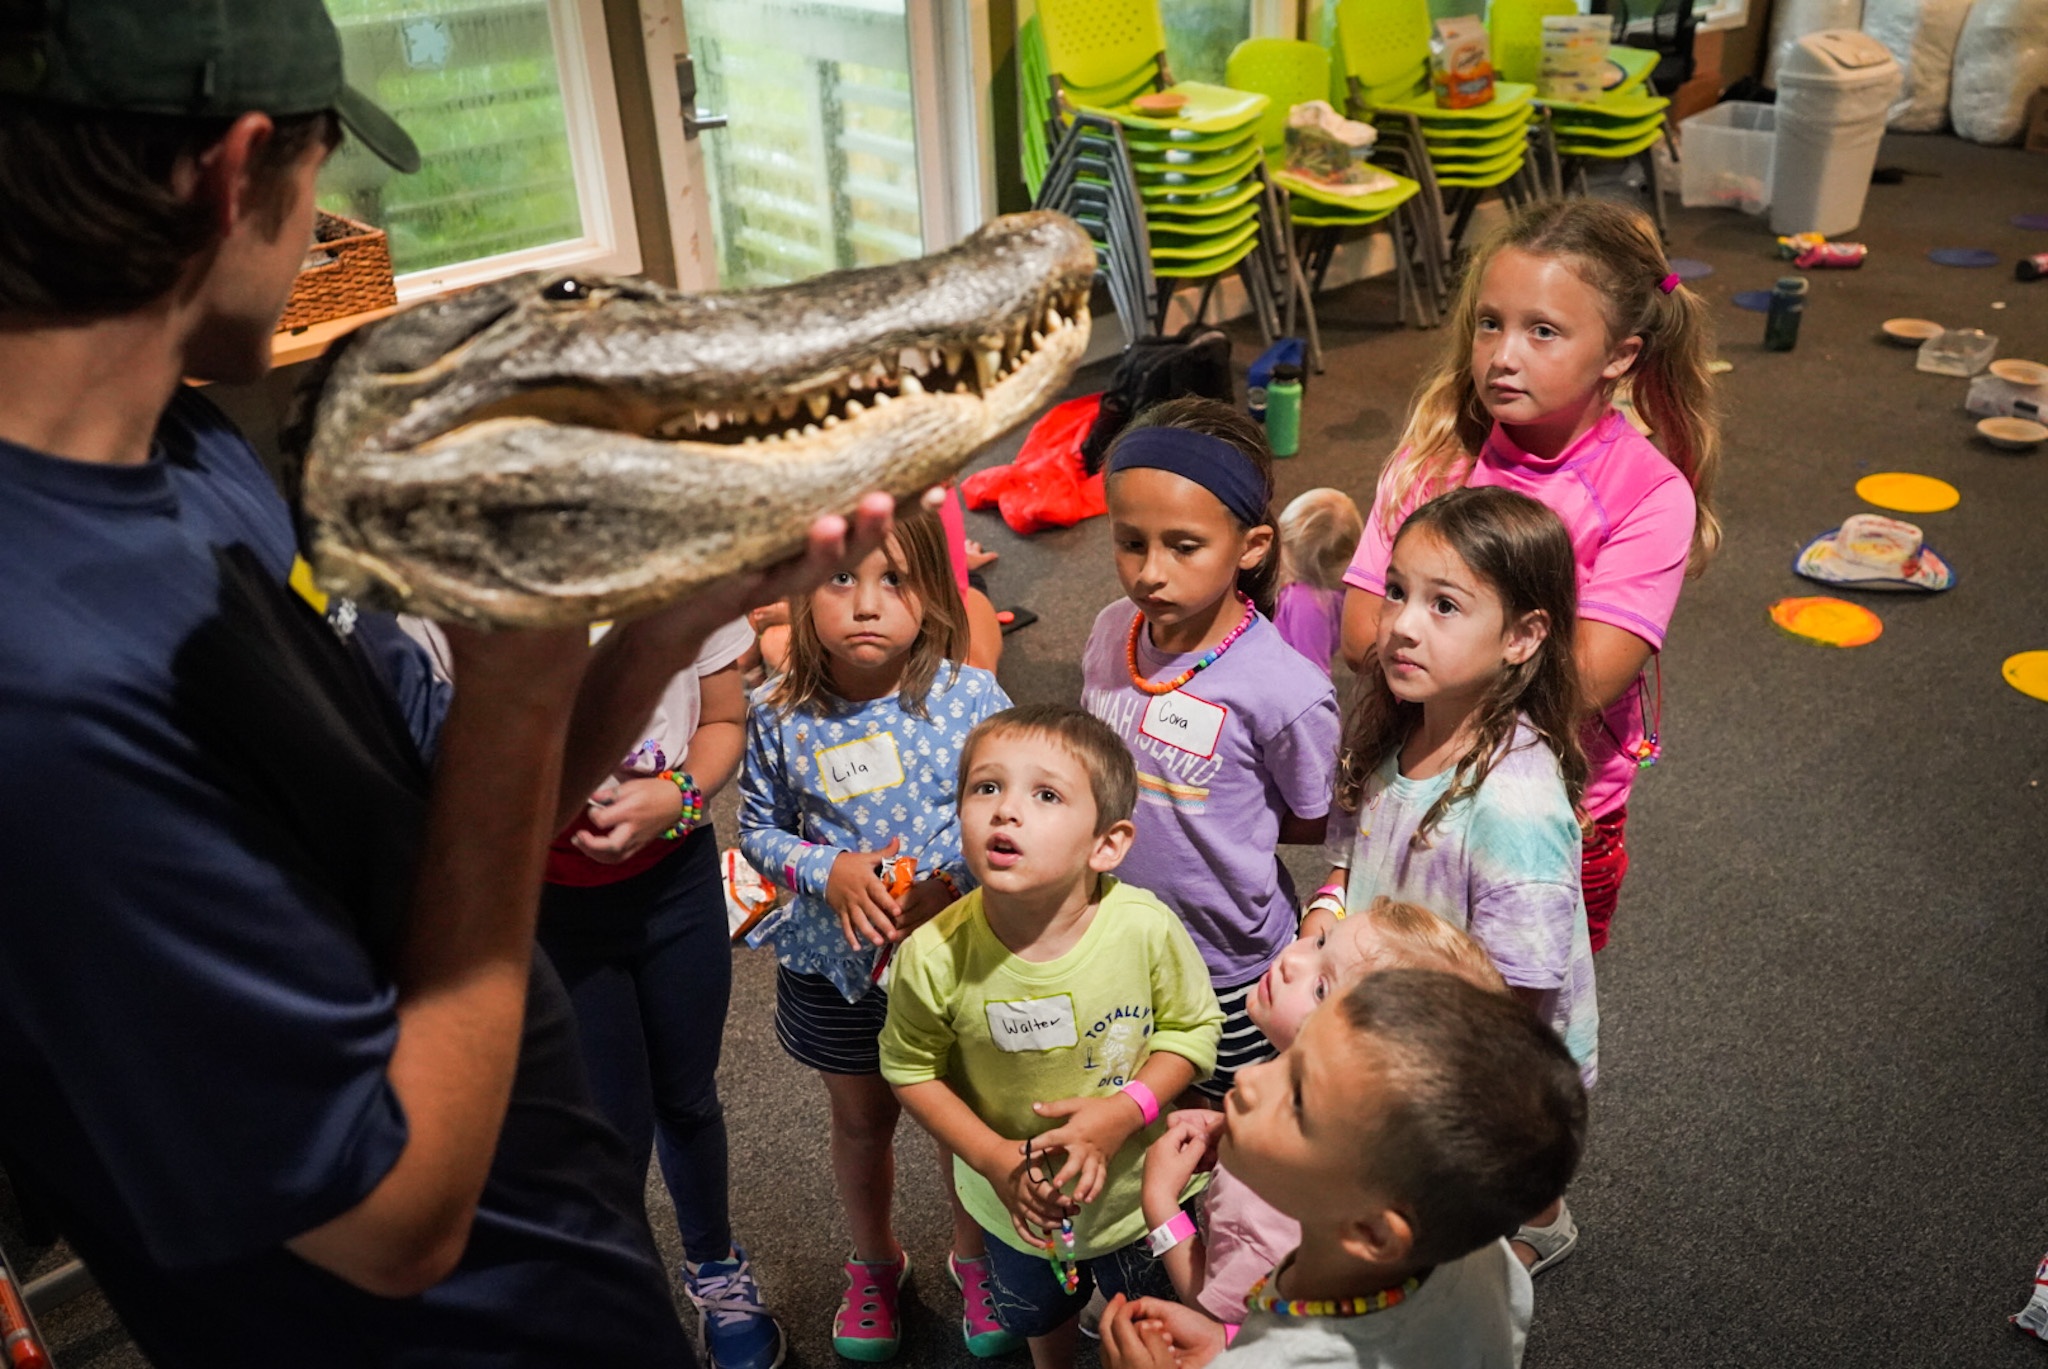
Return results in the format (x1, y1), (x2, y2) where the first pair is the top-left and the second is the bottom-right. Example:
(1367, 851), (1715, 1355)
(299, 211), (1095, 628)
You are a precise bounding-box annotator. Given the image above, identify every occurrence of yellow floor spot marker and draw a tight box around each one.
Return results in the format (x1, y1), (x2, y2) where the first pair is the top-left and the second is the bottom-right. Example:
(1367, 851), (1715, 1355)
(1770, 596), (1883, 647)
(2002, 651), (2048, 702)
(1855, 472), (1959, 514)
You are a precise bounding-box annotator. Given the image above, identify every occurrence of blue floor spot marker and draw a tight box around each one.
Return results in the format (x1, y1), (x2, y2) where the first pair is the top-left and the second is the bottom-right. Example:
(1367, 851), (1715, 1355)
(1669, 257), (1713, 280)
(2012, 213), (2048, 231)
(1928, 247), (1999, 268)
(1732, 289), (1773, 311)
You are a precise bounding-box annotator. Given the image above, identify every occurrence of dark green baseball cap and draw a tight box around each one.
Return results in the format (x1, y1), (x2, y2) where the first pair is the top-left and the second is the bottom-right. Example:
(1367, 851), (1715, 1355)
(0, 0), (420, 173)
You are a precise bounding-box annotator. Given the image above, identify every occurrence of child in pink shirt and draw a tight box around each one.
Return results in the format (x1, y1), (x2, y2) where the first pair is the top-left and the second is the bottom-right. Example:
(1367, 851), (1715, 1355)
(1339, 199), (1721, 953)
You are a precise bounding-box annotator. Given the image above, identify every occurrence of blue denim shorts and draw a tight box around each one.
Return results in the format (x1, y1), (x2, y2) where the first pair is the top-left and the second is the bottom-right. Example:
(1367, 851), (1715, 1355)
(977, 1224), (1175, 1339)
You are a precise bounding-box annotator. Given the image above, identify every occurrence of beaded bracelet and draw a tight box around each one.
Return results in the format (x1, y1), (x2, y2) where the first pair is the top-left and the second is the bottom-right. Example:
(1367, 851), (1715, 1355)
(657, 769), (706, 841)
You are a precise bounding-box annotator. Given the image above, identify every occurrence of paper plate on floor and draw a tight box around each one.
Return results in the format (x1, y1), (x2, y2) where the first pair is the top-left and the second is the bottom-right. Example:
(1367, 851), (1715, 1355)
(1978, 416), (2048, 451)
(1855, 472), (1959, 514)
(1732, 289), (1773, 311)
(1795, 514), (1952, 591)
(2005, 651), (2048, 702)
(1988, 358), (2048, 387)
(1770, 596), (1882, 647)
(1881, 317), (1944, 346)
(1928, 247), (2000, 268)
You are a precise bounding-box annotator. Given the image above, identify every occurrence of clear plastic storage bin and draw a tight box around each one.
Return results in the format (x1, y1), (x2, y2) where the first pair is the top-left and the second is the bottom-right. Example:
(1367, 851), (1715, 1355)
(1679, 102), (1776, 213)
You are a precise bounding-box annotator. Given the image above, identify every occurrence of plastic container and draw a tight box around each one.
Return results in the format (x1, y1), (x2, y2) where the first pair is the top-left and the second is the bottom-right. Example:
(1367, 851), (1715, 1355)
(1765, 276), (1808, 351)
(1679, 102), (1776, 214)
(1966, 374), (2047, 420)
(1769, 30), (1901, 235)
(1267, 364), (1303, 457)
(1916, 329), (1998, 377)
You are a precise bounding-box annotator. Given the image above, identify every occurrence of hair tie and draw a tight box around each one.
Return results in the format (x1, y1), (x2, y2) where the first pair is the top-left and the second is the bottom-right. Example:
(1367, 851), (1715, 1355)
(1657, 272), (1680, 295)
(1107, 426), (1269, 528)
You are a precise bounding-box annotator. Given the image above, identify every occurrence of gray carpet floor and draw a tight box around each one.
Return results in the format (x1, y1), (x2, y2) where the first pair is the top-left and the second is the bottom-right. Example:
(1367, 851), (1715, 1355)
(6, 130), (2047, 1366)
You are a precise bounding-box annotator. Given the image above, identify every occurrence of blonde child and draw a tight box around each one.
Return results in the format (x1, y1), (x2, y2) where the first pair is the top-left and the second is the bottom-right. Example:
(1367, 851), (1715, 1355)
(1081, 398), (1342, 1096)
(881, 705), (1223, 1369)
(1338, 198), (1720, 956)
(1102, 970), (1588, 1369)
(736, 510), (1014, 1360)
(1320, 485), (1597, 1275)
(1141, 898), (1507, 1328)
(1272, 488), (1364, 677)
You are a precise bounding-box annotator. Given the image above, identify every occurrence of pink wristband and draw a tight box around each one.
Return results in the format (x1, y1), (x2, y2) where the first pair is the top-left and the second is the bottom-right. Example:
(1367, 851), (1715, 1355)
(1144, 1209), (1199, 1255)
(1224, 1323), (1241, 1346)
(1120, 1079), (1161, 1126)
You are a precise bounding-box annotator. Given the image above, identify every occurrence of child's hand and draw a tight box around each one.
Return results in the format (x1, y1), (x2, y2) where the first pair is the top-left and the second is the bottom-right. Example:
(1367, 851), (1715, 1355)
(893, 876), (955, 937)
(1297, 902), (1339, 943)
(974, 1139), (1070, 1249)
(570, 777), (683, 863)
(1142, 1109), (1224, 1215)
(1101, 1295), (1226, 1369)
(826, 838), (903, 950)
(1029, 1093), (1145, 1205)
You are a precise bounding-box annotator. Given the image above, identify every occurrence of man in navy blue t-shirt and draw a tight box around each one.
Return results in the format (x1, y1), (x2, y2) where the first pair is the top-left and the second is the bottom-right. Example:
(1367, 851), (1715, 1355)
(0, 3), (898, 1365)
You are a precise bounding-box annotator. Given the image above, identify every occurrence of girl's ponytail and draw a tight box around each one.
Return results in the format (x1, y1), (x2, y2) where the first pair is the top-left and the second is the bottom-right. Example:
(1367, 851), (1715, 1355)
(1627, 279), (1721, 572)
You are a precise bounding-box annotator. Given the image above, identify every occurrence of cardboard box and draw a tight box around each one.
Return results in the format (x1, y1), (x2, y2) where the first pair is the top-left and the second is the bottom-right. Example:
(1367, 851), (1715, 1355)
(2025, 86), (2048, 153)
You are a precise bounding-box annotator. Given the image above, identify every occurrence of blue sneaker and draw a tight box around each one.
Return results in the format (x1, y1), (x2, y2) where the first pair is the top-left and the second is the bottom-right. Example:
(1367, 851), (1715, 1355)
(684, 1247), (787, 1369)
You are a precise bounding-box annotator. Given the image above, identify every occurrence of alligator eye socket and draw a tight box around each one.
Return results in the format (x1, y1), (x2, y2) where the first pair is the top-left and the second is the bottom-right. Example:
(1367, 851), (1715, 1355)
(543, 277), (590, 302)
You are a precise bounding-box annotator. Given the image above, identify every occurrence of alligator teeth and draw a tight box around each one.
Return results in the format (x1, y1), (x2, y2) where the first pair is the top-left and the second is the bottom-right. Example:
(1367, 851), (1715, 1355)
(822, 414), (840, 428)
(806, 393), (831, 420)
(700, 410), (721, 431)
(848, 372), (866, 391)
(844, 397), (865, 416)
(774, 396), (799, 421)
(803, 423), (820, 437)
(943, 345), (965, 376)
(874, 358), (895, 383)
(899, 371), (925, 395)
(742, 435), (760, 445)
(975, 348), (1001, 389)
(1045, 305), (1062, 332)
(954, 379), (970, 393)
(872, 389), (892, 405)
(752, 403), (775, 426)
(1031, 330), (1046, 349)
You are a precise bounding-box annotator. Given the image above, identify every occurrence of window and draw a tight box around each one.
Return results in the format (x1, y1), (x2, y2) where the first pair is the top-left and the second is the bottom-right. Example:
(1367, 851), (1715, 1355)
(1162, 0), (1253, 84)
(316, 0), (639, 301)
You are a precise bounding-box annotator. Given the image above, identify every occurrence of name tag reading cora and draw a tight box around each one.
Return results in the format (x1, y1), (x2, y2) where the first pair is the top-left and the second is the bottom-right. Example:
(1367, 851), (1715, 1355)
(986, 996), (1079, 1052)
(815, 732), (906, 803)
(1139, 689), (1227, 758)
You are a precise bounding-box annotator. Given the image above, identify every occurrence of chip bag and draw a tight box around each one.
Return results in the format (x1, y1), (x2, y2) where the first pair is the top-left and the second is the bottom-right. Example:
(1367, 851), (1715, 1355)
(1540, 14), (1611, 102)
(1430, 16), (1495, 110)
(1284, 100), (1396, 194)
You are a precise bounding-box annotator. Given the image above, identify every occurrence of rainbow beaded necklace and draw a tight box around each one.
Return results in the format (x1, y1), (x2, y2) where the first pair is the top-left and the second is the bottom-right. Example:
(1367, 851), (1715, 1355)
(1125, 592), (1257, 696)
(1244, 1271), (1421, 1319)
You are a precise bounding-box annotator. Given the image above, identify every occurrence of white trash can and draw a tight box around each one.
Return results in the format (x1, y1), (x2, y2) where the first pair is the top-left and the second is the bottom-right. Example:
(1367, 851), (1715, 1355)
(1770, 29), (1902, 235)
(1764, 0), (1865, 88)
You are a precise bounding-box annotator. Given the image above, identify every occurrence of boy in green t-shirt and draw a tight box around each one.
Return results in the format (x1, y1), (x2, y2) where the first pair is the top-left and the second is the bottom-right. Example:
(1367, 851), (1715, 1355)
(881, 704), (1223, 1369)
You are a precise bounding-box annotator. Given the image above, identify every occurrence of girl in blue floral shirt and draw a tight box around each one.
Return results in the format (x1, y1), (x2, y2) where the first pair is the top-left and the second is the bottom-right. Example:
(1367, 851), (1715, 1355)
(738, 509), (1012, 1361)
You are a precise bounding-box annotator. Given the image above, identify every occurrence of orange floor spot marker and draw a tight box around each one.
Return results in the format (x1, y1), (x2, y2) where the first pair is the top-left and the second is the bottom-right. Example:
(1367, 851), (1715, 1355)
(2002, 651), (2048, 702)
(1855, 472), (1959, 514)
(1770, 596), (1884, 647)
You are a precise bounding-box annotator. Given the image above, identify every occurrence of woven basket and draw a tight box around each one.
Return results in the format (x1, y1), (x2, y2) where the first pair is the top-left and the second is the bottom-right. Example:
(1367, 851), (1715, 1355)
(276, 211), (397, 333)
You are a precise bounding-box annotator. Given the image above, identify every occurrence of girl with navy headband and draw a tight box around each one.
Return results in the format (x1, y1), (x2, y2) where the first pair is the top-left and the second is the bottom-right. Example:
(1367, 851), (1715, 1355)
(1079, 398), (1341, 1098)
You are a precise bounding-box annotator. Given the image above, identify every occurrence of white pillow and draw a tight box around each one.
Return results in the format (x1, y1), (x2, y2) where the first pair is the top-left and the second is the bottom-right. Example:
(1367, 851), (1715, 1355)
(1862, 0), (1975, 132)
(1950, 0), (2048, 145)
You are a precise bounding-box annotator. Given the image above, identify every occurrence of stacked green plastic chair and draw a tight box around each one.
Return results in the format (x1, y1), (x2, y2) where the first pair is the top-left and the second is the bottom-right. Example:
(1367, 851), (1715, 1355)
(1028, 0), (1287, 345)
(1224, 37), (1436, 351)
(1333, 0), (1545, 285)
(1487, 0), (1673, 238)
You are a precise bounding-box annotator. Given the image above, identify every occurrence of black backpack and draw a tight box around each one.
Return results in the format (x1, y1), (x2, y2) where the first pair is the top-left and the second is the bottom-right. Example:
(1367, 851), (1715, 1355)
(1080, 323), (1236, 474)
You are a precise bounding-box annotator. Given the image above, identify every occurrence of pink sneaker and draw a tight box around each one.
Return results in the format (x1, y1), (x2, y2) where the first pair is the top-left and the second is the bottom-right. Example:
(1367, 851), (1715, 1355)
(832, 1251), (909, 1362)
(948, 1253), (1022, 1358)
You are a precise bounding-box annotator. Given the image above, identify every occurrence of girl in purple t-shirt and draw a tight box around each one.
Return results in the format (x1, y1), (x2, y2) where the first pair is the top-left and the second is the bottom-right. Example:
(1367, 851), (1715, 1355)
(1338, 198), (1721, 954)
(1271, 487), (1363, 677)
(1080, 399), (1340, 1099)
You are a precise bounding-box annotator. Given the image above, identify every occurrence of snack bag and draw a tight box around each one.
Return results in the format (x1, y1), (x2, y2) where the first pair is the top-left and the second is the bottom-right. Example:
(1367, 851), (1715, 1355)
(1430, 16), (1495, 110)
(1540, 14), (1610, 102)
(2013, 1252), (2048, 1340)
(1284, 100), (1396, 194)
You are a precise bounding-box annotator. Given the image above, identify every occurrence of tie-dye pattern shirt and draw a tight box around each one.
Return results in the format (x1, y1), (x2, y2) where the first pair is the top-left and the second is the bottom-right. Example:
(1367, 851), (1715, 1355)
(1081, 600), (1340, 985)
(739, 665), (1010, 1001)
(1325, 720), (1599, 1084)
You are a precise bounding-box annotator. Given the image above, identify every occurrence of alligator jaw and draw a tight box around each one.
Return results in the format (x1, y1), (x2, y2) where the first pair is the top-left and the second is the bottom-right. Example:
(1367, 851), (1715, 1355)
(299, 211), (1095, 627)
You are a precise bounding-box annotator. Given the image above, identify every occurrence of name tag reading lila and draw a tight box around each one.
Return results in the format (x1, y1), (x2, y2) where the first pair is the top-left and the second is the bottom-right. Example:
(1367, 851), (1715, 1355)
(1139, 688), (1227, 758)
(986, 995), (1079, 1053)
(815, 731), (906, 803)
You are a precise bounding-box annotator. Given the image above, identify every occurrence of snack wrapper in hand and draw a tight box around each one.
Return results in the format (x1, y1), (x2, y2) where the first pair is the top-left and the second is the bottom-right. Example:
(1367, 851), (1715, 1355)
(1430, 16), (1495, 110)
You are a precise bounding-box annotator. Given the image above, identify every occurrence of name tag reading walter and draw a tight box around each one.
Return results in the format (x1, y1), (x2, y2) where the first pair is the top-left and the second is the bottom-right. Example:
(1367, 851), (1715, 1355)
(1139, 688), (1227, 758)
(815, 731), (906, 803)
(986, 996), (1079, 1053)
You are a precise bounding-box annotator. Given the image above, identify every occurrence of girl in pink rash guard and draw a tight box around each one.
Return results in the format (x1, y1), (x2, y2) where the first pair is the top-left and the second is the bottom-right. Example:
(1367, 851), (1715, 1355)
(1338, 199), (1721, 954)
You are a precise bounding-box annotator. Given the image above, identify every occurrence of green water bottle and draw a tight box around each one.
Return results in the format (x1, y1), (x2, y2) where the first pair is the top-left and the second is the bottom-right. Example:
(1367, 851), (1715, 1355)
(1764, 276), (1807, 352)
(1267, 363), (1303, 457)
